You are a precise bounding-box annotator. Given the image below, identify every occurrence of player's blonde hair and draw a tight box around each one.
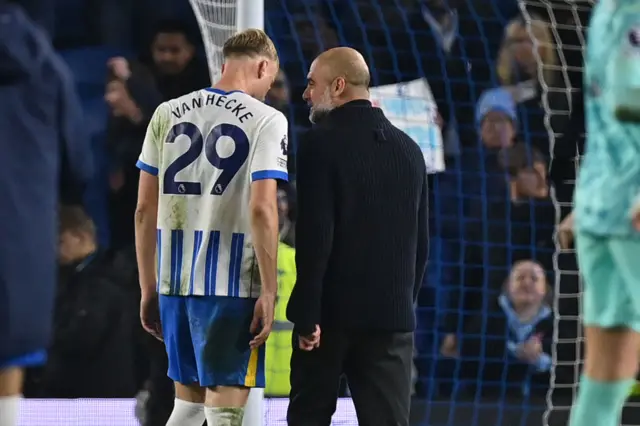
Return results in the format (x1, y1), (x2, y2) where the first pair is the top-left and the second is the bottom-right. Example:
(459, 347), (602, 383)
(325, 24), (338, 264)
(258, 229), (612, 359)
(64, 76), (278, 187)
(223, 29), (279, 64)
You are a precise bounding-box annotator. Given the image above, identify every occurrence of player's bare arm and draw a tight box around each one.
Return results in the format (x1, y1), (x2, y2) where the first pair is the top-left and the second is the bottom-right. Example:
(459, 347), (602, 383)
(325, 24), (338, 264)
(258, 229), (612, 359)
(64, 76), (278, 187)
(249, 178), (279, 349)
(135, 171), (162, 340)
(134, 103), (167, 341)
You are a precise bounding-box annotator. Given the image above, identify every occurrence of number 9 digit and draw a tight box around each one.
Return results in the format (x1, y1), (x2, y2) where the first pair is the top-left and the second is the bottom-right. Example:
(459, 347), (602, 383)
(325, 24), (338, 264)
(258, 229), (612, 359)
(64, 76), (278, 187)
(204, 123), (250, 195)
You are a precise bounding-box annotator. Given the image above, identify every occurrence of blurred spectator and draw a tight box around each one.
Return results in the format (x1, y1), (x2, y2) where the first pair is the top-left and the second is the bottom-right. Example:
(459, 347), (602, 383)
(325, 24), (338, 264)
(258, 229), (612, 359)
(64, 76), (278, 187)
(476, 88), (517, 151)
(498, 142), (549, 201)
(458, 260), (553, 397)
(293, 12), (338, 59)
(144, 19), (210, 101)
(28, 206), (136, 398)
(277, 181), (296, 248)
(104, 57), (162, 251)
(266, 69), (290, 115)
(439, 87), (518, 235)
(496, 15), (570, 156)
(267, 69), (297, 176)
(441, 141), (554, 357)
(286, 13), (338, 125)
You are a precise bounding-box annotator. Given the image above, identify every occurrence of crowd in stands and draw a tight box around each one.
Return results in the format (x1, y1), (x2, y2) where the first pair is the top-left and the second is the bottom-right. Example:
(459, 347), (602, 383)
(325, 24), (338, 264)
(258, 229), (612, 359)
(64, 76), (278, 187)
(13, 0), (589, 424)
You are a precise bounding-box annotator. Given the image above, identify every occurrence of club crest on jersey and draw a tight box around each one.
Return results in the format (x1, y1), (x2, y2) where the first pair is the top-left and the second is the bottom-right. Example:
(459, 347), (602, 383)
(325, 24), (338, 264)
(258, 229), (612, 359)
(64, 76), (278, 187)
(280, 134), (288, 156)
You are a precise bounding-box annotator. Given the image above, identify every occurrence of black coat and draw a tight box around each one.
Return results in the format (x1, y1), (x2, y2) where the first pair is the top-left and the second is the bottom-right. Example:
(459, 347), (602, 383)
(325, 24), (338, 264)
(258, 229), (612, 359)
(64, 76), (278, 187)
(33, 252), (137, 398)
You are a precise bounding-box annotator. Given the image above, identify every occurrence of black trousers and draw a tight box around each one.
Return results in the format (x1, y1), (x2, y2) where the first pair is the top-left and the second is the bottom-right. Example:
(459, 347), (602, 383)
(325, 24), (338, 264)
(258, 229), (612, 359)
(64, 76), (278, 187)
(287, 330), (413, 426)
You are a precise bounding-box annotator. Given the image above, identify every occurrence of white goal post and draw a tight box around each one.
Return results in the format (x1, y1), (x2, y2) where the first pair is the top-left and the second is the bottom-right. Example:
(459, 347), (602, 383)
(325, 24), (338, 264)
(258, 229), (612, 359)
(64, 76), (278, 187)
(188, 0), (265, 84)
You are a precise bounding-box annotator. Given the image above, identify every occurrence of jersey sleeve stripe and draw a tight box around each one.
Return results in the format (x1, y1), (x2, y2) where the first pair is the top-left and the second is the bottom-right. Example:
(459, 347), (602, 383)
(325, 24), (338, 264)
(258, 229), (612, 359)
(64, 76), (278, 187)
(251, 170), (288, 182)
(136, 160), (159, 176)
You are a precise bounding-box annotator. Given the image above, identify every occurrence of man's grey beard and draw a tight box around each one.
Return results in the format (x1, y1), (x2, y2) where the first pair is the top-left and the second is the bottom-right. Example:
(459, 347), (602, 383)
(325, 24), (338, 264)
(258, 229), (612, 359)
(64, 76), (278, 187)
(309, 107), (332, 124)
(309, 88), (334, 124)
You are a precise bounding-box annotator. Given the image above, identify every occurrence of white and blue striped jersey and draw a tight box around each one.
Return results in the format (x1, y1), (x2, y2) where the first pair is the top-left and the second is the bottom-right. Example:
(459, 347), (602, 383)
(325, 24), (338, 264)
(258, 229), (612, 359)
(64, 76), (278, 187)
(136, 88), (289, 297)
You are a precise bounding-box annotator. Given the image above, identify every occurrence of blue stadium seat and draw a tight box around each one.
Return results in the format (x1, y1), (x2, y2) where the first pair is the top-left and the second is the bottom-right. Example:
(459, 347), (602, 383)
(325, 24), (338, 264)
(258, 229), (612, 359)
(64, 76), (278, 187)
(81, 96), (111, 248)
(59, 46), (132, 98)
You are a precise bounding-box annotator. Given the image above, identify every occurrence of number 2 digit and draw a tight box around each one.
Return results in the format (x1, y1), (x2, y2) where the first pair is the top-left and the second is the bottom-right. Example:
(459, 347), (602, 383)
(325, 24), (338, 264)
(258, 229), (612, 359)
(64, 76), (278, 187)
(163, 122), (250, 196)
(164, 122), (203, 195)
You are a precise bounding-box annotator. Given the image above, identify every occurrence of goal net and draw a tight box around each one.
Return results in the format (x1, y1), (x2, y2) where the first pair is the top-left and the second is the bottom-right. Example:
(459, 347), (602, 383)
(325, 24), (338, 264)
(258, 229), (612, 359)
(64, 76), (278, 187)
(188, 0), (239, 83)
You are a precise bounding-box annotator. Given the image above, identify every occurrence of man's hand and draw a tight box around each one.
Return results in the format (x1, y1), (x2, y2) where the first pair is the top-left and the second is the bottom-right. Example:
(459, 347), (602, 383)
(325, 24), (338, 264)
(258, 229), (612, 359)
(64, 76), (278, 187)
(558, 211), (575, 249)
(140, 292), (162, 341)
(250, 293), (276, 349)
(105, 81), (143, 123)
(108, 57), (131, 80)
(298, 325), (321, 351)
(440, 334), (458, 358)
(516, 336), (542, 363)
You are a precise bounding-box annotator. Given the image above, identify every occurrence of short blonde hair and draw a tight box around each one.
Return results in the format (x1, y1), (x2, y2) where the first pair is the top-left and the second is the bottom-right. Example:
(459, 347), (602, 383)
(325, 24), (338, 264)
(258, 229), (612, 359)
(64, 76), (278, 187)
(497, 16), (557, 86)
(223, 29), (279, 63)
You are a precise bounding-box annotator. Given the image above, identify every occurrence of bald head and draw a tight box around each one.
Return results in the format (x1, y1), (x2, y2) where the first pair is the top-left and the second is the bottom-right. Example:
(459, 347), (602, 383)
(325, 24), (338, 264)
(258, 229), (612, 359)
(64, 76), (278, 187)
(314, 47), (370, 88)
(303, 47), (371, 124)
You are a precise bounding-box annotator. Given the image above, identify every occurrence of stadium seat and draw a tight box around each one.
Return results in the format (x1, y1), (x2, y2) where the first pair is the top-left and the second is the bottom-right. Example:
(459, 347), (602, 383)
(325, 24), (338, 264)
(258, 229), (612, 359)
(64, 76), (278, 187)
(59, 46), (132, 98)
(81, 96), (111, 248)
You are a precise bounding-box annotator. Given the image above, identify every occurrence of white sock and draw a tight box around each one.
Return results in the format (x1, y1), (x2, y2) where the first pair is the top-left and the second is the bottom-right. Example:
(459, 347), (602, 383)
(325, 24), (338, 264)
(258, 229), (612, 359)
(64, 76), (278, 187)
(0, 395), (20, 426)
(204, 406), (245, 426)
(243, 388), (264, 426)
(165, 398), (205, 426)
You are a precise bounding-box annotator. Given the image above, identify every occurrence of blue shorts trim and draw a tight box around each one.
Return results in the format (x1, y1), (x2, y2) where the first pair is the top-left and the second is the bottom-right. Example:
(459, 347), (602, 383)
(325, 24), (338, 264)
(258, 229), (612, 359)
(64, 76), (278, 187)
(0, 350), (47, 369)
(160, 295), (265, 388)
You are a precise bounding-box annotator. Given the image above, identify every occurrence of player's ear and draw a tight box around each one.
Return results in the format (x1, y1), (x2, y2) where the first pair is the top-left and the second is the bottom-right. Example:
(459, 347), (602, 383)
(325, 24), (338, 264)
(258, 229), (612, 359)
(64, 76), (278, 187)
(221, 63), (226, 74)
(332, 77), (346, 96)
(257, 60), (268, 79)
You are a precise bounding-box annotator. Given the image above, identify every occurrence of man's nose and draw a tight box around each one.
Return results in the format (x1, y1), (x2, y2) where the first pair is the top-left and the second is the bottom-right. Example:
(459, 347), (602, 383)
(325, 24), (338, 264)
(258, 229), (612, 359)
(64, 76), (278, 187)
(302, 88), (309, 102)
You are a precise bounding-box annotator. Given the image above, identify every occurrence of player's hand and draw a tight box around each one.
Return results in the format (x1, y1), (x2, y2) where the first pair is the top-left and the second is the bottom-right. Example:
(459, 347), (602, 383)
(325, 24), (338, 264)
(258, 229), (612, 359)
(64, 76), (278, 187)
(440, 334), (458, 358)
(140, 292), (163, 341)
(558, 211), (575, 250)
(298, 325), (321, 351)
(250, 293), (275, 349)
(108, 57), (131, 80)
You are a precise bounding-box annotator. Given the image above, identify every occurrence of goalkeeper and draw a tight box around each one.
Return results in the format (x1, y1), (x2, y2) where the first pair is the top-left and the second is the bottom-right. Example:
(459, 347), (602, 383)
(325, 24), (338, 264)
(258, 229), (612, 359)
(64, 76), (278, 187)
(560, 1), (640, 425)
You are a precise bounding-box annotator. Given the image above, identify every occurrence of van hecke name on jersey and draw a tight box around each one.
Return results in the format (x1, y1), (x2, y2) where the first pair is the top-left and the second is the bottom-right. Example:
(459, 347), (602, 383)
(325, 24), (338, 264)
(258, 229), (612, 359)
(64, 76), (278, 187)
(171, 92), (254, 124)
